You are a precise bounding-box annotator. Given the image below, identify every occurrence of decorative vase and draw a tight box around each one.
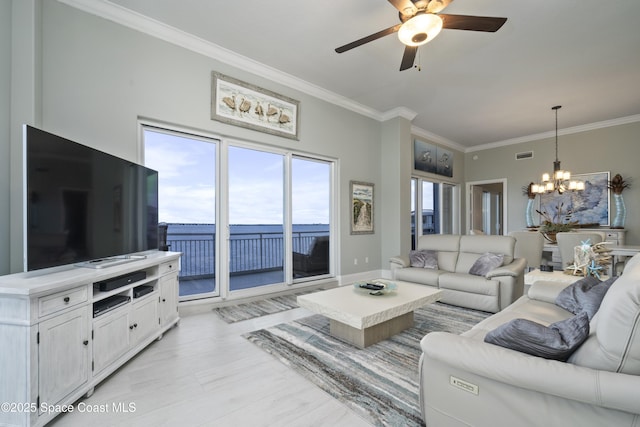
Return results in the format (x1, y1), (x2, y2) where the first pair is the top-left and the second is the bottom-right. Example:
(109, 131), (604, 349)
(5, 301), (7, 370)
(612, 193), (626, 228)
(542, 231), (557, 244)
(525, 198), (536, 228)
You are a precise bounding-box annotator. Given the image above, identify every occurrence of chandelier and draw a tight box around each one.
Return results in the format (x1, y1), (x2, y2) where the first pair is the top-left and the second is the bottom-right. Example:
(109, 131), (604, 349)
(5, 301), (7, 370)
(531, 105), (584, 194)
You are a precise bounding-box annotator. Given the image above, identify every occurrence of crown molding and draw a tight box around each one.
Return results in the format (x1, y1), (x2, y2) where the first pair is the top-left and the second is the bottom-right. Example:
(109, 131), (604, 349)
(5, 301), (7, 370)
(380, 107), (418, 122)
(57, 0), (640, 153)
(467, 114), (640, 153)
(57, 0), (394, 122)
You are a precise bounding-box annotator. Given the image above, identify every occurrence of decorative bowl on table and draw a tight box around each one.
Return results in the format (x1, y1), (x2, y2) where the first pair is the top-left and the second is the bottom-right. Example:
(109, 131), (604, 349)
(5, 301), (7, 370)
(353, 279), (397, 296)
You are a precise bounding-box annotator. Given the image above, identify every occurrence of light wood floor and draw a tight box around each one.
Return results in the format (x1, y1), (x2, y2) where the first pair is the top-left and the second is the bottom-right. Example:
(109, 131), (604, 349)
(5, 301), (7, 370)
(49, 306), (373, 427)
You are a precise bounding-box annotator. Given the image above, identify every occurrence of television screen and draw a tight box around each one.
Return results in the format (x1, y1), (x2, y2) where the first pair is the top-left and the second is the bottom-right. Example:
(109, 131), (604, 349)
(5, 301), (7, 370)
(24, 125), (159, 271)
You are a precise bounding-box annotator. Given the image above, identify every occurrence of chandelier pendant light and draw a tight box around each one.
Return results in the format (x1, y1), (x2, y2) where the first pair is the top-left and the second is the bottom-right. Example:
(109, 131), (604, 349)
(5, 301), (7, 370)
(532, 105), (584, 194)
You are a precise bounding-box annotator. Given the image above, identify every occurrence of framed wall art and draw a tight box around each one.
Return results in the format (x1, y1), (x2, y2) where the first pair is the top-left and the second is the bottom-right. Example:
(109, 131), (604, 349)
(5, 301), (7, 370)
(413, 139), (453, 177)
(211, 71), (300, 140)
(539, 171), (610, 226)
(350, 181), (374, 235)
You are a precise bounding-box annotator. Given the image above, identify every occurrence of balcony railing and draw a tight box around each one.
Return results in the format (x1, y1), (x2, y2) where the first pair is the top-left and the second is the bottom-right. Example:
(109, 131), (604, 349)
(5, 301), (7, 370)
(167, 229), (327, 280)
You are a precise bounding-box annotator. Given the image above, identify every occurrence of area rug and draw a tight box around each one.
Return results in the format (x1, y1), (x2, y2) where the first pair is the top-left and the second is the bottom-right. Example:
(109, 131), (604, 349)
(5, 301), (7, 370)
(214, 291), (313, 323)
(243, 302), (490, 427)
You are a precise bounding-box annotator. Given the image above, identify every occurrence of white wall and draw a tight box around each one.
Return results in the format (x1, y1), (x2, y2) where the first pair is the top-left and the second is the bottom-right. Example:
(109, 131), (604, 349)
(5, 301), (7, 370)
(0, 0), (12, 274)
(465, 122), (640, 244)
(3, 0), (395, 275)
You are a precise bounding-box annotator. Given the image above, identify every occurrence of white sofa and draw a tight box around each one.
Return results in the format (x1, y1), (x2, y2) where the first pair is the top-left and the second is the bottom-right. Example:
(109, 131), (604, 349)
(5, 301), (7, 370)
(419, 253), (640, 426)
(389, 234), (526, 313)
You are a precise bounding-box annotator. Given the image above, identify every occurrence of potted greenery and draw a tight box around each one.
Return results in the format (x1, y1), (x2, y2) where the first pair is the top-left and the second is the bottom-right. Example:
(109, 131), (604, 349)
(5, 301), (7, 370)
(536, 202), (577, 243)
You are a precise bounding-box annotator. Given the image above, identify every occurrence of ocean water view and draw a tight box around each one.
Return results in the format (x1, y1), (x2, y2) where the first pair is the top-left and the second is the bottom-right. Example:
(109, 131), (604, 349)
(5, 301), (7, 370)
(165, 223), (329, 279)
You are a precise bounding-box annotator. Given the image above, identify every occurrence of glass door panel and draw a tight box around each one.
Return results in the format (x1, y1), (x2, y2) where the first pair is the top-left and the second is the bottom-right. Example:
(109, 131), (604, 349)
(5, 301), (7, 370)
(228, 146), (284, 291)
(292, 157), (331, 280)
(144, 128), (217, 299)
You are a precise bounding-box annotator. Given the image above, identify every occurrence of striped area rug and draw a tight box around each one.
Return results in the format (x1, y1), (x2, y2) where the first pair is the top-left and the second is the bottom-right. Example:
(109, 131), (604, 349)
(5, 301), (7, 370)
(244, 302), (490, 427)
(213, 291), (312, 323)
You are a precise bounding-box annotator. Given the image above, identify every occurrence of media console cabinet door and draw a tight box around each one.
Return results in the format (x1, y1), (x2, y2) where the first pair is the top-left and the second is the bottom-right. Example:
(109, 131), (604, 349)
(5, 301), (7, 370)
(93, 308), (132, 375)
(38, 306), (90, 408)
(159, 273), (179, 327)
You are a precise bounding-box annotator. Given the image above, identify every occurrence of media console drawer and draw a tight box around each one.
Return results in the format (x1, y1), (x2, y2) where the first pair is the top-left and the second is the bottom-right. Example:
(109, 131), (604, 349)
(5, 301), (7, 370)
(159, 261), (177, 275)
(39, 286), (88, 317)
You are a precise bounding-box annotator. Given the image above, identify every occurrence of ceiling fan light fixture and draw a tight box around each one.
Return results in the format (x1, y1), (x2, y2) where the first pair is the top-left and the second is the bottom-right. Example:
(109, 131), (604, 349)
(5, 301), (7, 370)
(398, 13), (443, 47)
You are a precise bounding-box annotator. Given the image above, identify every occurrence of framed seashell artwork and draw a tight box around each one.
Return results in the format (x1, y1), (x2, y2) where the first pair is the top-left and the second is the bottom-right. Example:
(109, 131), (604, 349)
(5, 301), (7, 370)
(212, 71), (300, 140)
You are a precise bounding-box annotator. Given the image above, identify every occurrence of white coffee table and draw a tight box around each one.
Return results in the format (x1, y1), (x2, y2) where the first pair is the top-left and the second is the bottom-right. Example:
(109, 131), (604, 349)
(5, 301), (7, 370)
(297, 280), (442, 348)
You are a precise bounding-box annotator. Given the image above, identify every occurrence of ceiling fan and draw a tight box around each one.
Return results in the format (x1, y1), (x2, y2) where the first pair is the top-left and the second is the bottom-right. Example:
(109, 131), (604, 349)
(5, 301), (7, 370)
(335, 0), (507, 71)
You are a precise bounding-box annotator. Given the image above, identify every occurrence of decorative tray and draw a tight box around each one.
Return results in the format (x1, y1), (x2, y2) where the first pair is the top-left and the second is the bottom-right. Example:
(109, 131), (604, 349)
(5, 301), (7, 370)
(353, 280), (397, 296)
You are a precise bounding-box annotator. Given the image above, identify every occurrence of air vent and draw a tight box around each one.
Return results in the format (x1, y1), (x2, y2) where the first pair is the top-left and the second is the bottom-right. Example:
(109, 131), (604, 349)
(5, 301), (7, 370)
(515, 151), (533, 160)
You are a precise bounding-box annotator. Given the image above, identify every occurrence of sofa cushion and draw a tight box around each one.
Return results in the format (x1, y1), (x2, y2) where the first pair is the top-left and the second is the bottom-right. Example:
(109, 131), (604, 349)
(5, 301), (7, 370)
(469, 252), (504, 276)
(393, 267), (442, 287)
(484, 311), (590, 361)
(555, 275), (616, 320)
(459, 235), (515, 265)
(409, 249), (438, 269)
(568, 265), (640, 374)
(417, 234), (460, 272)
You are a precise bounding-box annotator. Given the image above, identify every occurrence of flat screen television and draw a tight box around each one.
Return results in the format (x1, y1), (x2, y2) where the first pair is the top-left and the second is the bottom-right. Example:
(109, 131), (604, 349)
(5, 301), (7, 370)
(24, 125), (159, 271)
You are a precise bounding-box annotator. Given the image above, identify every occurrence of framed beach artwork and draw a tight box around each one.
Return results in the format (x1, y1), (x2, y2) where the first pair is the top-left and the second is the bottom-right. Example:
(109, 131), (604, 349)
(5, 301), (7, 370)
(539, 171), (610, 226)
(350, 181), (374, 235)
(211, 71), (300, 140)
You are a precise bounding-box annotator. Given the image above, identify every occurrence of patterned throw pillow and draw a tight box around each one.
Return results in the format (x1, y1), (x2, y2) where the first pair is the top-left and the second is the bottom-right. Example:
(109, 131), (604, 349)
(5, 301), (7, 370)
(484, 312), (590, 361)
(469, 252), (504, 276)
(409, 250), (438, 269)
(555, 276), (617, 320)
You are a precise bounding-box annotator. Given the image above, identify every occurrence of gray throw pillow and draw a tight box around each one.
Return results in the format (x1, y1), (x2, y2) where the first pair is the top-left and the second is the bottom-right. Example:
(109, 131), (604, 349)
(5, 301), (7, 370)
(555, 276), (617, 320)
(469, 252), (504, 276)
(484, 312), (590, 361)
(409, 250), (438, 269)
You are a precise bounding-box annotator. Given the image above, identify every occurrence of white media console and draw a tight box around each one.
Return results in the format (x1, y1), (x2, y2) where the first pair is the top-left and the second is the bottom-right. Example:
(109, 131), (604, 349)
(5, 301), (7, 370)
(0, 251), (181, 427)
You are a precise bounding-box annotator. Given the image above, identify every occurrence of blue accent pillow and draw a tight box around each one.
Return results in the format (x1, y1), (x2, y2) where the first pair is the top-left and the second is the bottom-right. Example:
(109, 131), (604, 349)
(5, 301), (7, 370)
(484, 312), (590, 361)
(469, 252), (504, 276)
(555, 276), (617, 320)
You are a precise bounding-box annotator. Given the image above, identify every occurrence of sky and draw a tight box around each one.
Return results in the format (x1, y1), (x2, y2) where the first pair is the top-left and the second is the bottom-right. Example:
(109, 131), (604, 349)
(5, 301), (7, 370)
(144, 129), (330, 225)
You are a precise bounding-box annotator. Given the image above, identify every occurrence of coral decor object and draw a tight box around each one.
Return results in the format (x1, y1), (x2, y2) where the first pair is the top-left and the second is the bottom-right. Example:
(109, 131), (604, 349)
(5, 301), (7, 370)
(564, 240), (612, 278)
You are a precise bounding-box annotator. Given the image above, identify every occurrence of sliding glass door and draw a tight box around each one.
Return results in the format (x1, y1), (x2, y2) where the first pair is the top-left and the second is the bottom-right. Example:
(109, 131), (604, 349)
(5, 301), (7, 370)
(292, 157), (331, 280)
(228, 146), (284, 290)
(144, 128), (218, 298)
(143, 124), (335, 300)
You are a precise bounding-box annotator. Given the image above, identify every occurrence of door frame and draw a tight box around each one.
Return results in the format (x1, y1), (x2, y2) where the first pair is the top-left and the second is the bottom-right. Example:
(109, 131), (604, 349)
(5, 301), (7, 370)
(466, 179), (508, 235)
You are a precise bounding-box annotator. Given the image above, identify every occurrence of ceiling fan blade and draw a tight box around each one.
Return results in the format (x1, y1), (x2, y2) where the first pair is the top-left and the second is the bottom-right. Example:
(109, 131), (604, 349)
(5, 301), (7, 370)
(440, 14), (507, 32)
(335, 23), (402, 53)
(426, 0), (453, 14)
(387, 0), (418, 16)
(400, 45), (418, 71)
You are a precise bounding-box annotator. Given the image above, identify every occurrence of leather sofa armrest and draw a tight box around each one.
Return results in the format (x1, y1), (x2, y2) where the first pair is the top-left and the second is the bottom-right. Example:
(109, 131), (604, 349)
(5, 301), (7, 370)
(486, 257), (526, 279)
(421, 332), (640, 415)
(527, 280), (571, 303)
(390, 255), (410, 269)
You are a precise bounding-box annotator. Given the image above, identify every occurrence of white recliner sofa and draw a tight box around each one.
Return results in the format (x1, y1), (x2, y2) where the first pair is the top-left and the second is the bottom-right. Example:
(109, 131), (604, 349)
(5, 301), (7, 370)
(419, 253), (640, 426)
(389, 234), (526, 313)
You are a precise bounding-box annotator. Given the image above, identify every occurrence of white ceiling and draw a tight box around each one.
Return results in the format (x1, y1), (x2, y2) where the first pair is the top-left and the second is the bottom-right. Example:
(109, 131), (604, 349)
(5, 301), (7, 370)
(70, 0), (640, 150)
